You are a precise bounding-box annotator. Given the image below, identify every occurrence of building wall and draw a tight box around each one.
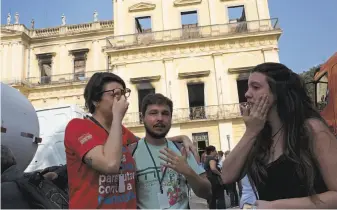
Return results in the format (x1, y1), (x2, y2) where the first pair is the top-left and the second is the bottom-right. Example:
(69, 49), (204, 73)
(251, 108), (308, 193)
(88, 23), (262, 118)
(1, 0), (281, 152)
(113, 0), (272, 35)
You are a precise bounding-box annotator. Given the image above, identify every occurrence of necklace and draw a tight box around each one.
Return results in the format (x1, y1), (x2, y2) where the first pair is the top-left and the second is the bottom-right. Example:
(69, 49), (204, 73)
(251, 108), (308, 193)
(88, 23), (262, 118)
(270, 125), (283, 161)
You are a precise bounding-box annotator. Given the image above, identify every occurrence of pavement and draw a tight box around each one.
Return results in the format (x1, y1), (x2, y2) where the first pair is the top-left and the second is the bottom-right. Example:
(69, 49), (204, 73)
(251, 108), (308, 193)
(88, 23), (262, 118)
(189, 191), (209, 209)
(189, 191), (240, 209)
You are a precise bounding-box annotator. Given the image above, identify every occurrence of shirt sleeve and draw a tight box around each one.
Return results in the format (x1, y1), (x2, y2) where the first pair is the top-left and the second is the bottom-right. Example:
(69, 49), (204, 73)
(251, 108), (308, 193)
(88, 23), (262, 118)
(65, 119), (104, 160)
(122, 125), (139, 146)
(187, 153), (206, 175)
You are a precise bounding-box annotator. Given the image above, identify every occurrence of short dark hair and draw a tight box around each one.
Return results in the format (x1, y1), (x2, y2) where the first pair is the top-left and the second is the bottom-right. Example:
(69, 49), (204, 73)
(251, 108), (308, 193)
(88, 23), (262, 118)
(1, 145), (17, 172)
(224, 150), (230, 156)
(218, 151), (224, 156)
(84, 72), (126, 113)
(141, 93), (173, 117)
(205, 145), (216, 155)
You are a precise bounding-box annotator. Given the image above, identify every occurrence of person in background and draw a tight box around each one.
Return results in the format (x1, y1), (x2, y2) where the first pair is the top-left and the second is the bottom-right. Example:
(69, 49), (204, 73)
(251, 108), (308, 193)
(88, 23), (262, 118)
(200, 151), (207, 169)
(239, 175), (257, 208)
(64, 72), (199, 209)
(204, 146), (226, 209)
(224, 150), (239, 207)
(221, 63), (337, 209)
(129, 93), (211, 209)
(218, 151), (225, 169)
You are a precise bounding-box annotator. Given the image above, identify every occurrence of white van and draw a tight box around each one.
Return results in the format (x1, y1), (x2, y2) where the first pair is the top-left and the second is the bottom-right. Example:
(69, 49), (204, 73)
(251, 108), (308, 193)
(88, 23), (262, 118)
(25, 104), (87, 172)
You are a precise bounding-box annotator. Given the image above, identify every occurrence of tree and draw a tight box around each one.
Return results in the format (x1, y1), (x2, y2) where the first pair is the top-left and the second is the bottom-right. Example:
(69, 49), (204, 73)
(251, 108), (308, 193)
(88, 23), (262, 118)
(299, 65), (321, 103)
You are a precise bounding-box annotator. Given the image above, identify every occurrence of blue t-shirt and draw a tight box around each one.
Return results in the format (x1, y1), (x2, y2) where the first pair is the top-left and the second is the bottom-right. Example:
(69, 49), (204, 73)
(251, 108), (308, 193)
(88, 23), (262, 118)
(240, 175), (258, 208)
(133, 139), (205, 209)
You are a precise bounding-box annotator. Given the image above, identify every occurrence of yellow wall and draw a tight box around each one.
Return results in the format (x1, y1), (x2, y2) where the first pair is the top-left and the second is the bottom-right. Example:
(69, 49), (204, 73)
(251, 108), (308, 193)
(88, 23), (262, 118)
(1, 0), (281, 152)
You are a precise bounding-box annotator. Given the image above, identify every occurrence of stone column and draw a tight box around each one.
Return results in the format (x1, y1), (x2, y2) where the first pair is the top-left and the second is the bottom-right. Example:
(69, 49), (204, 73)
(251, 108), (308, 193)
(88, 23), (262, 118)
(212, 53), (227, 105)
(162, 0), (170, 30)
(262, 47), (279, 63)
(92, 40), (100, 70)
(59, 44), (67, 76)
(163, 58), (181, 107)
(207, 0), (217, 25)
(115, 0), (125, 36)
(11, 41), (24, 81)
(1, 44), (9, 80)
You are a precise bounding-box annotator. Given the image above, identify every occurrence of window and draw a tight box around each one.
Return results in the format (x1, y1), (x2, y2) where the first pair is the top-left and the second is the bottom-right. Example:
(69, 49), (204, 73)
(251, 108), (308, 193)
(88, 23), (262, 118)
(192, 132), (209, 157)
(181, 11), (198, 28)
(181, 11), (199, 39)
(135, 16), (152, 33)
(70, 49), (88, 81)
(138, 86), (155, 123)
(37, 53), (53, 84)
(228, 6), (246, 22)
(187, 83), (206, 120)
(236, 79), (248, 103)
(228, 6), (247, 32)
(316, 73), (328, 111)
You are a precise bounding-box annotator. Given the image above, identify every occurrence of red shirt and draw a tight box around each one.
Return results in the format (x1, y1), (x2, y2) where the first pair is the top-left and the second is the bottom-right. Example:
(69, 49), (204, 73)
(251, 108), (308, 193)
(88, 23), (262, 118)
(64, 118), (138, 209)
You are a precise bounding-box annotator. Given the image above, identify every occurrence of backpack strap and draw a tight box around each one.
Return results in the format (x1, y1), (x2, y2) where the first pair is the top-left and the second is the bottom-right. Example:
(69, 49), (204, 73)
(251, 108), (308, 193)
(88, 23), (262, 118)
(172, 141), (191, 208)
(172, 141), (183, 151)
(128, 142), (139, 156)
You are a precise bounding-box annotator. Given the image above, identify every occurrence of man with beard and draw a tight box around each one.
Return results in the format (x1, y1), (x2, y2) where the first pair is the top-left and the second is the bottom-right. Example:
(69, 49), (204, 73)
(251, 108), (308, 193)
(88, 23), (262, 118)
(129, 93), (211, 209)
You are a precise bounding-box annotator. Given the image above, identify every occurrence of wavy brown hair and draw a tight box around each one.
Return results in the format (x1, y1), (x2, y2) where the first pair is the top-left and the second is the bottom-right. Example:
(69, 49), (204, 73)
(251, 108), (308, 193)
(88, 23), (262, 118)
(245, 62), (327, 202)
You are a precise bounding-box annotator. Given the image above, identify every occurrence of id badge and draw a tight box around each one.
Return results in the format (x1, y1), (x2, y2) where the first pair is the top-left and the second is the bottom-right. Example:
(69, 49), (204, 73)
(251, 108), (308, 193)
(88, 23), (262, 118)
(118, 174), (126, 193)
(157, 192), (170, 209)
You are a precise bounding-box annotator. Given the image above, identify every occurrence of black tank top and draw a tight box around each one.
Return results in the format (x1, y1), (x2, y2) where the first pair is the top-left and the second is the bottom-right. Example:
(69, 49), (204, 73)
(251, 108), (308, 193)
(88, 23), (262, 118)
(256, 155), (328, 201)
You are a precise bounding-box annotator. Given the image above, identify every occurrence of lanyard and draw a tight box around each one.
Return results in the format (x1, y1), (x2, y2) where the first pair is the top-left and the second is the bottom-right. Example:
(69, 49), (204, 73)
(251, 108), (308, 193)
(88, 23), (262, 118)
(144, 139), (168, 194)
(88, 116), (124, 172)
(88, 116), (109, 134)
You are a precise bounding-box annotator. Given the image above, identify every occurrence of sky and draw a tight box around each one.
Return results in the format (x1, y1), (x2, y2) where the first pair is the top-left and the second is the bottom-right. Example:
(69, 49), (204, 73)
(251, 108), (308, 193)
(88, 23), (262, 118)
(1, 0), (337, 74)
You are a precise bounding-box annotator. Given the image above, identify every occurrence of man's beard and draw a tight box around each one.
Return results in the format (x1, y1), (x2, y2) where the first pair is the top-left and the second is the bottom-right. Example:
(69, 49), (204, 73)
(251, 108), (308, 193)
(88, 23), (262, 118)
(144, 122), (171, 139)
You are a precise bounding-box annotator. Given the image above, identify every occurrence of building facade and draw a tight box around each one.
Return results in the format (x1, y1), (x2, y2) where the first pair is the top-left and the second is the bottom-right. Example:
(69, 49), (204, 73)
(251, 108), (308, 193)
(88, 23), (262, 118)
(1, 0), (282, 155)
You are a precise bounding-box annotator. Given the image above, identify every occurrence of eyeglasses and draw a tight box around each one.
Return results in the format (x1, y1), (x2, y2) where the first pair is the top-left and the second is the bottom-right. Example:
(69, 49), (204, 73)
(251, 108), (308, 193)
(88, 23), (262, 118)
(101, 88), (131, 98)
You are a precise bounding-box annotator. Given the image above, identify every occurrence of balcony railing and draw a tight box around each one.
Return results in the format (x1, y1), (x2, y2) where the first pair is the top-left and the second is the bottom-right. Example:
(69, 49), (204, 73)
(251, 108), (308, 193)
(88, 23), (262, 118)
(25, 69), (110, 86)
(123, 104), (242, 127)
(106, 18), (279, 50)
(1, 20), (114, 38)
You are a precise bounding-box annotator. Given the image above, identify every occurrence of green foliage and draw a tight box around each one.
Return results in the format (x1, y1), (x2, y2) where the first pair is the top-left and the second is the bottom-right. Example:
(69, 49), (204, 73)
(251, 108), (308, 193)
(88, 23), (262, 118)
(299, 65), (321, 103)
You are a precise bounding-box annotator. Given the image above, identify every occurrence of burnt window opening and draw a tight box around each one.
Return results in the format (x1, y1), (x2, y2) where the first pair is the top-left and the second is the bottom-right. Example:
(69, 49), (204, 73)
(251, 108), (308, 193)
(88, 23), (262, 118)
(192, 132), (209, 157)
(135, 16), (152, 33)
(187, 83), (206, 120)
(316, 73), (329, 111)
(228, 6), (246, 22)
(138, 84), (155, 123)
(237, 79), (248, 103)
(70, 49), (88, 81)
(37, 53), (53, 84)
(228, 6), (247, 33)
(181, 11), (199, 39)
(181, 11), (198, 28)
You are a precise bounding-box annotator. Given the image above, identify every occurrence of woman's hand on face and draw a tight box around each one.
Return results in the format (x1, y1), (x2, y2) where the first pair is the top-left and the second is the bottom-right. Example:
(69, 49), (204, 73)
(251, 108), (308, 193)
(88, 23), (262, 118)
(112, 95), (129, 122)
(241, 94), (269, 136)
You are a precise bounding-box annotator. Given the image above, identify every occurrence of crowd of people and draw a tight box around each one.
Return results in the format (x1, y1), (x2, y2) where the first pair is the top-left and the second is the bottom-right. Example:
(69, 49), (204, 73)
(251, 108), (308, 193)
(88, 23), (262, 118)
(1, 62), (337, 209)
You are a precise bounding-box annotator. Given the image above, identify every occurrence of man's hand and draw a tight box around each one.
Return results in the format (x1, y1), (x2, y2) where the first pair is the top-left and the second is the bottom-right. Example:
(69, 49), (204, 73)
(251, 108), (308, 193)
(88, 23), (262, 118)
(159, 147), (191, 175)
(180, 135), (200, 164)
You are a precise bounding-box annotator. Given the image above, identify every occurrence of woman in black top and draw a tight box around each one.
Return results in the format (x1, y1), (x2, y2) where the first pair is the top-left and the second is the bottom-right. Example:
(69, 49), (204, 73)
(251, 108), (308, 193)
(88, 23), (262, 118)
(221, 63), (337, 208)
(204, 146), (226, 209)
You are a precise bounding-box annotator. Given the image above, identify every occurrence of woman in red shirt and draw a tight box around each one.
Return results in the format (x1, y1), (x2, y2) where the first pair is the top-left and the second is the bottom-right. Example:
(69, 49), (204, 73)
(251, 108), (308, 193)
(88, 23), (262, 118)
(65, 72), (196, 209)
